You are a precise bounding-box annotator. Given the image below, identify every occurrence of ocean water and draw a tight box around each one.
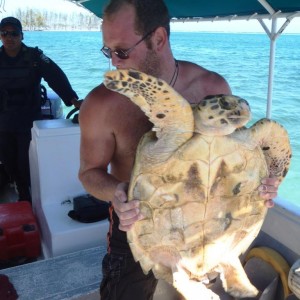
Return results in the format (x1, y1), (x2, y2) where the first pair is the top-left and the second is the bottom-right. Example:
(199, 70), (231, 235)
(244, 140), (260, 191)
(24, 31), (299, 207)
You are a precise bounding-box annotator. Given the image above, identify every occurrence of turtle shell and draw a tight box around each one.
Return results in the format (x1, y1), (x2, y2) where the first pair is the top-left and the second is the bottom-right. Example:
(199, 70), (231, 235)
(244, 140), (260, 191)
(104, 69), (291, 298)
(127, 128), (269, 280)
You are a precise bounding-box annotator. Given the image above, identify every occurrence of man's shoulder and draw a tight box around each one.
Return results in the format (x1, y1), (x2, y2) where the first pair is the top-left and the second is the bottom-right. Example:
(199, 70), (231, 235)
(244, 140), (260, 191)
(86, 83), (128, 107)
(180, 60), (216, 76)
(79, 85), (115, 131)
(182, 60), (226, 82)
(81, 84), (113, 115)
(82, 83), (139, 124)
(178, 60), (231, 99)
(22, 45), (41, 54)
(23, 46), (52, 64)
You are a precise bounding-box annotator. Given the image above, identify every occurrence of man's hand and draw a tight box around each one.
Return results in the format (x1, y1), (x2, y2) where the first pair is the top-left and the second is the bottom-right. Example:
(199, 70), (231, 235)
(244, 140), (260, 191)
(71, 98), (83, 108)
(259, 177), (280, 208)
(112, 182), (143, 232)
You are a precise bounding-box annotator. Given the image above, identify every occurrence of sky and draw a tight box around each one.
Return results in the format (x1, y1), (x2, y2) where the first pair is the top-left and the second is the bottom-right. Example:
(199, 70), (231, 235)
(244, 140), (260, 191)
(1, 0), (300, 34)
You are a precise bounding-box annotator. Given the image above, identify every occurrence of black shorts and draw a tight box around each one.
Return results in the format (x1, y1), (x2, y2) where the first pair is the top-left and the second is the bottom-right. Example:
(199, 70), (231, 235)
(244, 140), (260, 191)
(100, 252), (158, 300)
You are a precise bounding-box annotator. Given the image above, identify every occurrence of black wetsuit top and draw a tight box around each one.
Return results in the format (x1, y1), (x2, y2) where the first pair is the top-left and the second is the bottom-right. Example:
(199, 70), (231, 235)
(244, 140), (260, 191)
(0, 43), (78, 132)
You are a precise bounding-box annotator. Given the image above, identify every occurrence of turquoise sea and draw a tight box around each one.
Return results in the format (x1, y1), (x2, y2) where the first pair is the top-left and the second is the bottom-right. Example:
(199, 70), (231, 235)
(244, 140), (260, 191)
(24, 31), (299, 207)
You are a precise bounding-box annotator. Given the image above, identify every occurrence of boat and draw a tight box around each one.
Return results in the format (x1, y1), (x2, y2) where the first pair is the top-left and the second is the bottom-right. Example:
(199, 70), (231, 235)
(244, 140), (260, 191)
(0, 1), (300, 299)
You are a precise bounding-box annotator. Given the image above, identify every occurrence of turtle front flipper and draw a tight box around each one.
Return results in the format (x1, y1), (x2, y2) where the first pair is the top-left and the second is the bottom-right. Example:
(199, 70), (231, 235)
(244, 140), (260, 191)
(249, 118), (292, 181)
(104, 69), (194, 156)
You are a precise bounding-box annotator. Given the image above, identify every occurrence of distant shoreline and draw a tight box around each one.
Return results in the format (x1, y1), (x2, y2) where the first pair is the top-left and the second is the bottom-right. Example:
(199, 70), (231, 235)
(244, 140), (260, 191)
(24, 29), (300, 35)
(24, 29), (101, 32)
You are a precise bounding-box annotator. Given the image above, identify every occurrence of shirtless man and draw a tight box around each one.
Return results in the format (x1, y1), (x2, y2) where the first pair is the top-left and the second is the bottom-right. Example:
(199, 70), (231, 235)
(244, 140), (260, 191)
(78, 1), (278, 299)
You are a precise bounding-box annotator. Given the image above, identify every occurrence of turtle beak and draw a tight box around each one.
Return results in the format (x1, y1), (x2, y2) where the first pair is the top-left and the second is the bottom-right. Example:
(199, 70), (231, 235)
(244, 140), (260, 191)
(218, 95), (251, 126)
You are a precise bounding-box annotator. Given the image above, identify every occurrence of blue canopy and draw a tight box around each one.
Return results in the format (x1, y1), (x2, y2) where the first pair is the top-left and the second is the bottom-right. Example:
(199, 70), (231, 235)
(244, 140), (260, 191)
(71, 0), (300, 20)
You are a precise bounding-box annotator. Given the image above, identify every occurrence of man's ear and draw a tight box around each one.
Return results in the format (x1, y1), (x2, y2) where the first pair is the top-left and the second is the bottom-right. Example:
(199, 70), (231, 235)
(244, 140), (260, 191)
(152, 27), (168, 51)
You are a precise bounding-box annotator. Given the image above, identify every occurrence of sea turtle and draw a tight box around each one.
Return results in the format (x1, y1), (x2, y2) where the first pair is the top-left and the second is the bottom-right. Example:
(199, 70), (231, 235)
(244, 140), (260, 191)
(103, 69), (291, 299)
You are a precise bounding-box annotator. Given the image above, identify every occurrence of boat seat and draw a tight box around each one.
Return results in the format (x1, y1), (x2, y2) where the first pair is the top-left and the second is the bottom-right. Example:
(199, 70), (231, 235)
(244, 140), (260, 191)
(1, 246), (105, 300)
(29, 119), (109, 257)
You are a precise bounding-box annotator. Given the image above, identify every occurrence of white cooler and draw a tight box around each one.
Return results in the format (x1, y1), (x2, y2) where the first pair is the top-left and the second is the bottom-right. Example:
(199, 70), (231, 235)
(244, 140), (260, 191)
(29, 119), (108, 258)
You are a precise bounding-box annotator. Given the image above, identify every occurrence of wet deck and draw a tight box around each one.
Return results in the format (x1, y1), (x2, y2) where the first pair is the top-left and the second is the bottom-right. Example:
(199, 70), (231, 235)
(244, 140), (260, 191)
(1, 246), (104, 300)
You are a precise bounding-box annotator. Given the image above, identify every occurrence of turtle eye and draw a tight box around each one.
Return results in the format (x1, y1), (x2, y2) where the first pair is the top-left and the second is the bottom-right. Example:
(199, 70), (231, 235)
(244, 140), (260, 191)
(219, 96), (233, 110)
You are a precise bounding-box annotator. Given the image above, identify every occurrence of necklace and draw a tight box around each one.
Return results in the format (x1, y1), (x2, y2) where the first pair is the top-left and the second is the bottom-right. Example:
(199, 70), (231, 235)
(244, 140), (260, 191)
(169, 59), (179, 87)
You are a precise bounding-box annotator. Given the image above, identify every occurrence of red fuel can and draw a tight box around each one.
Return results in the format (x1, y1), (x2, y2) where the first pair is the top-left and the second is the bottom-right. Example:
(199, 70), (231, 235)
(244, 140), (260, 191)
(0, 202), (41, 260)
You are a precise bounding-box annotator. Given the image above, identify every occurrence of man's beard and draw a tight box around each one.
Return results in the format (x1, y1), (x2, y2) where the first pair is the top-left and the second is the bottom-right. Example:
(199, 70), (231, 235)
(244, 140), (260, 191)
(138, 49), (161, 79)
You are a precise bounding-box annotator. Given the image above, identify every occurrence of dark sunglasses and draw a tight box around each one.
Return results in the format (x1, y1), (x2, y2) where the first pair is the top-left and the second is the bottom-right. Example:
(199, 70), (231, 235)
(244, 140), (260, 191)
(101, 29), (155, 60)
(0, 30), (21, 38)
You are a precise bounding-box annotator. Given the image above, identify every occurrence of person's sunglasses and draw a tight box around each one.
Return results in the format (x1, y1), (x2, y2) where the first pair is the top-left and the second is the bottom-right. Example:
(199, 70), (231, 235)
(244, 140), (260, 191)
(0, 30), (21, 38)
(101, 29), (155, 60)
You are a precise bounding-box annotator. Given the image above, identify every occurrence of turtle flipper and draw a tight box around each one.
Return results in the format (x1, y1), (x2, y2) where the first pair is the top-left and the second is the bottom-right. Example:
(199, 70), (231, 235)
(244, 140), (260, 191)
(172, 264), (220, 300)
(104, 69), (194, 150)
(249, 118), (291, 181)
(219, 256), (259, 297)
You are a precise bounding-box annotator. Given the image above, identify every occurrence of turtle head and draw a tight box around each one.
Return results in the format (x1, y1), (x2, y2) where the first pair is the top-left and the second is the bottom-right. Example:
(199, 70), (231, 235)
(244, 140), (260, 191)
(193, 95), (251, 136)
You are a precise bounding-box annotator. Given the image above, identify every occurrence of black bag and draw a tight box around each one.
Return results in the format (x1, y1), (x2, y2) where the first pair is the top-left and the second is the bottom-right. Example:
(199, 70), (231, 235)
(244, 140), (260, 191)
(68, 194), (110, 223)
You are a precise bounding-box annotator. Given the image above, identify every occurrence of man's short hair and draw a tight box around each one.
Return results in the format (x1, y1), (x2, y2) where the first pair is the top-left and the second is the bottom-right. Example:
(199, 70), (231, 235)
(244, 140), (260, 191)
(104, 0), (170, 38)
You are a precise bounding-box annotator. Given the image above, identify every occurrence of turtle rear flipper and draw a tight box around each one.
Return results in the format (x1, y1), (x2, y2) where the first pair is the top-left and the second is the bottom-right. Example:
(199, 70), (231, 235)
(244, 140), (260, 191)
(219, 256), (259, 298)
(172, 264), (221, 300)
(249, 118), (292, 181)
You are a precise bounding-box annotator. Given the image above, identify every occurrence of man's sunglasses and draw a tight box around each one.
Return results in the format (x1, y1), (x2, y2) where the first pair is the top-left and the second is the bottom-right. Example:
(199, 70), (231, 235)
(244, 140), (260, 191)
(0, 30), (21, 38)
(101, 29), (155, 60)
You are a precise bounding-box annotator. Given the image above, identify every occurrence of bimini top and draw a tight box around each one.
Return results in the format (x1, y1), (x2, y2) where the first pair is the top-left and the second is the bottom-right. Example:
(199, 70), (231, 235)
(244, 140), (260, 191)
(70, 0), (300, 21)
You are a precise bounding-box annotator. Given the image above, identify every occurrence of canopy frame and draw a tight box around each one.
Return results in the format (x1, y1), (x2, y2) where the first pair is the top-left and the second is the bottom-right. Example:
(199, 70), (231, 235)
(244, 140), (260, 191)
(257, 0), (300, 117)
(170, 0), (299, 118)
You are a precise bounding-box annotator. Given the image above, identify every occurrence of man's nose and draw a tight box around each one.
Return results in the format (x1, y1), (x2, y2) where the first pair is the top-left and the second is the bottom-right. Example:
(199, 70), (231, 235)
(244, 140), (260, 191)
(111, 54), (124, 69)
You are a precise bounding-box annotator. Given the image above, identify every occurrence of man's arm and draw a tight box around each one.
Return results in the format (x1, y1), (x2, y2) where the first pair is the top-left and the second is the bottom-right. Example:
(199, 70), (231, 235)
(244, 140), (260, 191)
(78, 85), (118, 201)
(37, 49), (79, 106)
(78, 85), (142, 230)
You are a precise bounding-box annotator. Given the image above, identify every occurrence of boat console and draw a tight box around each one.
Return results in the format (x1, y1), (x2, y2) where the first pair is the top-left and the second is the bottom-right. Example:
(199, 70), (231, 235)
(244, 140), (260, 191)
(29, 119), (109, 258)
